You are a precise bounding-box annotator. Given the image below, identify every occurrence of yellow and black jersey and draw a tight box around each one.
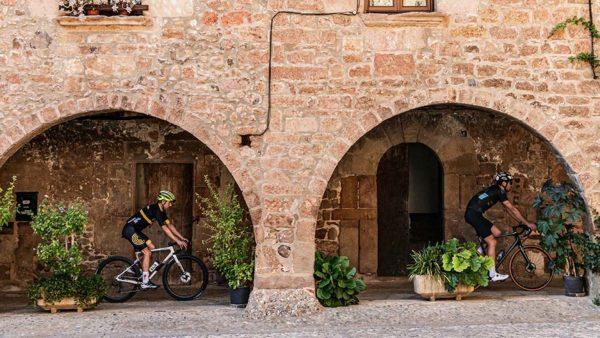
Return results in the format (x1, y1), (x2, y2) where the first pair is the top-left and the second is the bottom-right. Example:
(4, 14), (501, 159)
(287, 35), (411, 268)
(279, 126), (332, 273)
(125, 203), (171, 232)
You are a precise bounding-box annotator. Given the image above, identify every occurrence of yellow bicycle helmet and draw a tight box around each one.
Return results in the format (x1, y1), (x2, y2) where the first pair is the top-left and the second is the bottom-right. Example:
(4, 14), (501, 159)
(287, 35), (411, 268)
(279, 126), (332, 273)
(157, 190), (176, 202)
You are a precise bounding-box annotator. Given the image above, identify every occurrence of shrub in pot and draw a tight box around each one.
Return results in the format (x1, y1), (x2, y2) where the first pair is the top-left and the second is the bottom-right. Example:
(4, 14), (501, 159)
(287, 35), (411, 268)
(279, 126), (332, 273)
(201, 177), (254, 307)
(533, 180), (589, 295)
(313, 252), (366, 307)
(26, 200), (106, 310)
(408, 239), (493, 301)
(0, 176), (16, 231)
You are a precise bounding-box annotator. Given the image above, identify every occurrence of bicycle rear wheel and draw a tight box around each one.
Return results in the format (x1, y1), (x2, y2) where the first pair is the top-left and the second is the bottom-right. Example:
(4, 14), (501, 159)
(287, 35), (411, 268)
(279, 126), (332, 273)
(162, 255), (208, 301)
(96, 256), (140, 303)
(509, 245), (554, 291)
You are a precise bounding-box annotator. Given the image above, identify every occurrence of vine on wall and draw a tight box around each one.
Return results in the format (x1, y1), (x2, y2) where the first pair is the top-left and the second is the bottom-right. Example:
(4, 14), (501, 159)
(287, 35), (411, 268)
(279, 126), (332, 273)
(549, 2), (599, 79)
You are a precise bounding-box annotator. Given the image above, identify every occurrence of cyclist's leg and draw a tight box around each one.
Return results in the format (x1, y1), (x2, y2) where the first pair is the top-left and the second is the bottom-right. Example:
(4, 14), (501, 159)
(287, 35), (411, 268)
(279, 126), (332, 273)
(466, 210), (503, 278)
(123, 226), (151, 273)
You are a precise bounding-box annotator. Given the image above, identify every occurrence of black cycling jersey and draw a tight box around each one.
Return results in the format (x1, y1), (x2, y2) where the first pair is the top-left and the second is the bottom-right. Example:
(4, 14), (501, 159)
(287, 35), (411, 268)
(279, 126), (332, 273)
(466, 185), (508, 213)
(124, 203), (170, 232)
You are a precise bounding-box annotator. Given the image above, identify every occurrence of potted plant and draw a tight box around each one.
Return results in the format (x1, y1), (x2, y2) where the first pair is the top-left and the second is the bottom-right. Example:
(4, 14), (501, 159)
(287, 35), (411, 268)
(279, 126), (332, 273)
(59, 0), (101, 16)
(313, 252), (366, 307)
(408, 239), (494, 301)
(85, 1), (104, 15)
(0, 176), (16, 231)
(533, 180), (588, 296)
(201, 177), (254, 307)
(110, 0), (137, 16)
(26, 199), (106, 312)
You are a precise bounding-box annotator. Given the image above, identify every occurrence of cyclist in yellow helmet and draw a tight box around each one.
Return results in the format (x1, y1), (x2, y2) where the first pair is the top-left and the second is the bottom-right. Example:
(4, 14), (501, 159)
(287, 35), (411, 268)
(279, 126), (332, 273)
(121, 190), (189, 289)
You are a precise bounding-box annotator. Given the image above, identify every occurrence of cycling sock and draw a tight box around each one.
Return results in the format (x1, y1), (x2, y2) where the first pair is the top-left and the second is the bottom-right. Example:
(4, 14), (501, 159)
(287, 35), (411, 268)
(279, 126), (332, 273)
(142, 272), (149, 284)
(489, 267), (496, 278)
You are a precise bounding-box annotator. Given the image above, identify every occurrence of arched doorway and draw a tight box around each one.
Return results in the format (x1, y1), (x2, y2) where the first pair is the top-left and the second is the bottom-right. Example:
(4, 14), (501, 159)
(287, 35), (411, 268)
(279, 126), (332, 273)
(377, 143), (443, 276)
(0, 111), (250, 289)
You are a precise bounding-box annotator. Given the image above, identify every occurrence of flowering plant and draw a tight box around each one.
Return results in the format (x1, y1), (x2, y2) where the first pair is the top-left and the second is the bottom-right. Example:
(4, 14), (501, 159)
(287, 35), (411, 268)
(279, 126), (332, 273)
(59, 0), (104, 16)
(110, 0), (139, 14)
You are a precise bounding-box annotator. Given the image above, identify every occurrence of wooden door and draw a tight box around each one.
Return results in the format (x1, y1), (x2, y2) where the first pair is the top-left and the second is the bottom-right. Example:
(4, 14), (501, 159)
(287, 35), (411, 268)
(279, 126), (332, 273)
(377, 144), (410, 276)
(135, 163), (194, 250)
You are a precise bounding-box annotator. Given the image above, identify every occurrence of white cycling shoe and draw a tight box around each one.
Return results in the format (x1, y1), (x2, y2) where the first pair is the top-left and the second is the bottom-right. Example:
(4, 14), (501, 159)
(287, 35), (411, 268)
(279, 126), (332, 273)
(490, 273), (509, 282)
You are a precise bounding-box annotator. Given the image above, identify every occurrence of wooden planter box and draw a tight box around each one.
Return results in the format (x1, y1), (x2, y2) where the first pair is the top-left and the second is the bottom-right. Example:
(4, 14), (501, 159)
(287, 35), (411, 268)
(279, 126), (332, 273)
(412, 275), (475, 301)
(37, 297), (96, 313)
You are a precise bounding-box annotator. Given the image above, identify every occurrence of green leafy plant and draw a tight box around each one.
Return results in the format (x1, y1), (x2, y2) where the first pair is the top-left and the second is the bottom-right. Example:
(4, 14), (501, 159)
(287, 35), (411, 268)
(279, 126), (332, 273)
(593, 296), (600, 307)
(27, 273), (106, 308)
(407, 243), (446, 279)
(0, 176), (17, 231)
(201, 176), (254, 289)
(27, 199), (106, 308)
(441, 239), (494, 293)
(408, 240), (493, 293)
(549, 15), (600, 79)
(573, 233), (600, 273)
(313, 252), (366, 307)
(533, 180), (587, 276)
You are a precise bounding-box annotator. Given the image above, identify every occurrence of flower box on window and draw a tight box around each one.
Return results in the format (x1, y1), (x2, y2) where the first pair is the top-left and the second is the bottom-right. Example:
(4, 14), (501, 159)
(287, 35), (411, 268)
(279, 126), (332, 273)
(366, 0), (434, 13)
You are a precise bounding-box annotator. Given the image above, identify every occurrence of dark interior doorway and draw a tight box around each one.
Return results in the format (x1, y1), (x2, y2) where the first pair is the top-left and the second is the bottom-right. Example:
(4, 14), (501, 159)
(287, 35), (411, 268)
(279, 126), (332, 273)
(377, 143), (443, 276)
(135, 163), (194, 249)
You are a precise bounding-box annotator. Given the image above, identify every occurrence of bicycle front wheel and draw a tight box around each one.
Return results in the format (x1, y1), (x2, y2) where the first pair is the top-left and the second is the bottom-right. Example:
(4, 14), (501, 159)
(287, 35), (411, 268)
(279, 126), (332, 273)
(96, 256), (140, 303)
(509, 245), (554, 291)
(162, 255), (208, 301)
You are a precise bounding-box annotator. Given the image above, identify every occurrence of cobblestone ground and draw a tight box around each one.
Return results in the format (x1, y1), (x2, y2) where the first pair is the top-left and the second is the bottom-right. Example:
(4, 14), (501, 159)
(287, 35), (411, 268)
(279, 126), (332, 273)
(1, 280), (599, 337)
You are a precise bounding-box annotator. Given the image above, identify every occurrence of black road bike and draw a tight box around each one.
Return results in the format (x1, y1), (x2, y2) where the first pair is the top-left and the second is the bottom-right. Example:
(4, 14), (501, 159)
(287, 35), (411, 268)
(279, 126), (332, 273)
(479, 224), (554, 291)
(96, 242), (208, 302)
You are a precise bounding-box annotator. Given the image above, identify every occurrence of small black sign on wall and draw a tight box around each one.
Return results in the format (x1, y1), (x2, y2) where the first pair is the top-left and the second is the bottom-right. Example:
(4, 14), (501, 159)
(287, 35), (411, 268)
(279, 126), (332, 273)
(16, 192), (38, 222)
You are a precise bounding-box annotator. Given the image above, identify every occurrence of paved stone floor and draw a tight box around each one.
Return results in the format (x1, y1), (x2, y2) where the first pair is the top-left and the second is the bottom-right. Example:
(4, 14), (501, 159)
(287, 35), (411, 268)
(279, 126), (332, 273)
(1, 278), (599, 337)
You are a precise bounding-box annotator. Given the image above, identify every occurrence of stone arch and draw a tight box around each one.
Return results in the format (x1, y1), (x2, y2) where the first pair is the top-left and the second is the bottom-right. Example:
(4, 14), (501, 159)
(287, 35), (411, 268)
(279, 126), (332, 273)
(316, 103), (590, 276)
(316, 97), (589, 212)
(0, 96), (260, 219)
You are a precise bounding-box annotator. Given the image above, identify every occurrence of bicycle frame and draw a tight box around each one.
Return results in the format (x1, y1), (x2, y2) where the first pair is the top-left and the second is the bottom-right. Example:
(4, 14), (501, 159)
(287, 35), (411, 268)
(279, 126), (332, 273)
(481, 225), (531, 269)
(115, 245), (183, 285)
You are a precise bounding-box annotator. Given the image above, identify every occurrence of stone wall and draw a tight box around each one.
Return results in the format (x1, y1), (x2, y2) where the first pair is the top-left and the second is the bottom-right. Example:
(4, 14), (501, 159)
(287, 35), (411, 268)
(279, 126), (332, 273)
(317, 105), (570, 275)
(0, 115), (239, 288)
(1, 0), (599, 315)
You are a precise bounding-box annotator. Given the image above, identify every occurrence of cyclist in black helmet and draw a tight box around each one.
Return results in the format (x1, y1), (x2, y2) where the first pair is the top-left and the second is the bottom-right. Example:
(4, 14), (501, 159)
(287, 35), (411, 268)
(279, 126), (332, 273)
(465, 172), (537, 282)
(122, 190), (189, 289)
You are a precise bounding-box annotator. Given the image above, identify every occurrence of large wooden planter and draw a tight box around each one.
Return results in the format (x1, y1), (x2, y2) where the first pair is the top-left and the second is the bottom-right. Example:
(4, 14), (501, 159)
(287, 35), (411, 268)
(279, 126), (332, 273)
(412, 275), (475, 301)
(37, 297), (96, 313)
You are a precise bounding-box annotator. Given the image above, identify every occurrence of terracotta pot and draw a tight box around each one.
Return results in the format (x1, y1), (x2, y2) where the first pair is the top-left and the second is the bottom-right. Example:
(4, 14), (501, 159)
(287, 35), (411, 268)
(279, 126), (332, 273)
(86, 8), (100, 16)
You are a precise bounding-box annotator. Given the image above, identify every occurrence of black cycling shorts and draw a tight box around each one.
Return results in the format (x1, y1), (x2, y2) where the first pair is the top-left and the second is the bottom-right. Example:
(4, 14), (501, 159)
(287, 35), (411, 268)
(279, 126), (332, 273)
(122, 226), (150, 252)
(465, 208), (493, 238)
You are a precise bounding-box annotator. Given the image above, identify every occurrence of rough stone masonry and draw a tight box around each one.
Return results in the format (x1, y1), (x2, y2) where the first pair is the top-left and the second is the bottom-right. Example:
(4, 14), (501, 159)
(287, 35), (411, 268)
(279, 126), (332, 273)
(0, 0), (599, 317)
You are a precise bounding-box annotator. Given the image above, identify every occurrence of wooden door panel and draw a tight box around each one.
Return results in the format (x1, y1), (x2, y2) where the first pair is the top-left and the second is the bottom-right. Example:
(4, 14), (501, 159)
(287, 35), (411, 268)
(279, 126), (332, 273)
(377, 144), (410, 276)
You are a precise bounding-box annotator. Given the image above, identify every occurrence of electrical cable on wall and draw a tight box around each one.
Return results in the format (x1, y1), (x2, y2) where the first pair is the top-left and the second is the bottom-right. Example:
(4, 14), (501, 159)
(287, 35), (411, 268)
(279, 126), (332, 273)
(588, 0), (598, 79)
(242, 0), (361, 142)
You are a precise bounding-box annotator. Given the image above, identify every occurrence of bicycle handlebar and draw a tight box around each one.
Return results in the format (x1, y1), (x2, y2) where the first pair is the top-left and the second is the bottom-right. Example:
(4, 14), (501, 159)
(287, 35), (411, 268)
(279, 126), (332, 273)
(512, 223), (532, 237)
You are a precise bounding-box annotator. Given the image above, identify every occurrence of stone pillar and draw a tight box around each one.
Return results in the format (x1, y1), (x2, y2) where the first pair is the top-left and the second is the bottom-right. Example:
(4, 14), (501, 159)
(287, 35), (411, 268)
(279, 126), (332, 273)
(245, 195), (323, 318)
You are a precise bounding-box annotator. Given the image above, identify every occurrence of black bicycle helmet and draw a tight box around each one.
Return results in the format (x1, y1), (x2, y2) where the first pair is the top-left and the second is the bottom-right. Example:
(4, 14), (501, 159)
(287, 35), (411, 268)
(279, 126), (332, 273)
(494, 172), (513, 185)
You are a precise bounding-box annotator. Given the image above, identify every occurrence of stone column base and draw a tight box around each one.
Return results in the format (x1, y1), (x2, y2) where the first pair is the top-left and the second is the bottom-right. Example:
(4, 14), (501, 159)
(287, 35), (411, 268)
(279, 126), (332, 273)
(245, 288), (323, 319)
